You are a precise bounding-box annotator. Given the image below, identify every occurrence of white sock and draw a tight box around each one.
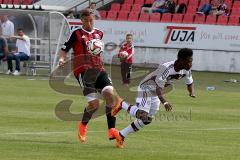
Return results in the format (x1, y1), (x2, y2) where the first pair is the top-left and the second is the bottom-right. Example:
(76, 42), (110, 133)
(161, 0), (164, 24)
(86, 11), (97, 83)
(121, 101), (129, 110)
(128, 105), (139, 117)
(122, 102), (139, 118)
(120, 119), (144, 138)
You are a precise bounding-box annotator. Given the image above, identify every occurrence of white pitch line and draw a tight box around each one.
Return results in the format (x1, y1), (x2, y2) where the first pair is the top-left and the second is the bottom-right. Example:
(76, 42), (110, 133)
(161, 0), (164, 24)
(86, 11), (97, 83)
(181, 128), (240, 131)
(1, 131), (72, 135)
(0, 128), (240, 136)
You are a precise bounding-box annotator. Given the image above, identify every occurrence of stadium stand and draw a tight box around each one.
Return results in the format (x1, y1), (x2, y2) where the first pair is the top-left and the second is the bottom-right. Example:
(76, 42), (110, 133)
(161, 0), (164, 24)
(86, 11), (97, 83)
(228, 15), (239, 25)
(149, 13), (160, 22)
(120, 3), (132, 11)
(183, 14), (195, 23)
(186, 6), (198, 14)
(205, 15), (217, 24)
(135, 0), (145, 5)
(124, 0), (134, 4)
(0, 0), (33, 4)
(172, 13), (183, 23)
(98, 0), (239, 26)
(131, 4), (142, 12)
(160, 13), (172, 23)
(194, 14), (205, 24)
(188, 0), (199, 7)
(0, 0), (238, 25)
(199, 0), (210, 7)
(33, 0), (116, 11)
(99, 10), (107, 19)
(217, 15), (228, 25)
(145, 0), (154, 4)
(178, 0), (189, 6)
(128, 11), (139, 21)
(139, 12), (150, 21)
(110, 3), (121, 11)
(117, 10), (129, 20)
(107, 10), (118, 20)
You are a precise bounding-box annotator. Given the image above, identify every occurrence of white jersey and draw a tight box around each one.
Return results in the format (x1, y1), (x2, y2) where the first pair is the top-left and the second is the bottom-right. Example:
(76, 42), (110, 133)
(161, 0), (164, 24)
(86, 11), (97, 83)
(139, 60), (193, 93)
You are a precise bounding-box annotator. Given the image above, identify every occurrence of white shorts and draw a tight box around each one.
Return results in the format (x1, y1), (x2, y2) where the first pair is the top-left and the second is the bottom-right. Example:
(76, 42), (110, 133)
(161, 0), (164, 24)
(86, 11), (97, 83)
(135, 87), (160, 117)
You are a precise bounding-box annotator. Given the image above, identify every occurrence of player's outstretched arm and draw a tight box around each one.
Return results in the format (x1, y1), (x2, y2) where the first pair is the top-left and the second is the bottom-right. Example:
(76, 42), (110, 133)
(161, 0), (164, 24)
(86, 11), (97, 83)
(187, 83), (196, 98)
(156, 86), (172, 112)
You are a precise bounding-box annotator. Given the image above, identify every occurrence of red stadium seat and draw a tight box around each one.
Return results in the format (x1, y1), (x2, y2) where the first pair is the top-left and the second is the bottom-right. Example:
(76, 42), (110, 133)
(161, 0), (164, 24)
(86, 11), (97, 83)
(139, 12), (150, 22)
(128, 11), (139, 21)
(134, 0), (144, 5)
(183, 14), (194, 23)
(23, 0), (32, 5)
(199, 0), (210, 7)
(131, 4), (142, 12)
(106, 11), (118, 20)
(231, 8), (240, 16)
(110, 3), (121, 11)
(145, 0), (154, 4)
(21, 0), (32, 5)
(194, 14), (205, 24)
(232, 1), (240, 8)
(205, 15), (217, 24)
(12, 0), (21, 4)
(186, 6), (197, 14)
(188, 0), (199, 7)
(224, 0), (232, 9)
(178, 0), (188, 5)
(172, 14), (183, 23)
(99, 10), (107, 19)
(217, 15), (228, 25)
(160, 13), (172, 22)
(3, 0), (12, 4)
(228, 16), (239, 25)
(121, 3), (132, 12)
(149, 13), (160, 22)
(124, 0), (134, 4)
(117, 11), (129, 20)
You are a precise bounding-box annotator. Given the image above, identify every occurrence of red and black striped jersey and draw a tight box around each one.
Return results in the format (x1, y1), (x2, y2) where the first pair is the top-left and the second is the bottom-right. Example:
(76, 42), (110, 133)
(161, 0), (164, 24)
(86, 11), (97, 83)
(61, 27), (104, 77)
(118, 41), (134, 63)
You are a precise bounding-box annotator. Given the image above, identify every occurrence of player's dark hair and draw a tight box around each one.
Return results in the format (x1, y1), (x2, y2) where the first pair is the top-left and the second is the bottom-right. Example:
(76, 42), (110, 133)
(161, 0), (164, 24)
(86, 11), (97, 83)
(177, 48), (193, 59)
(90, 2), (97, 5)
(17, 28), (24, 32)
(80, 8), (94, 19)
(126, 33), (133, 38)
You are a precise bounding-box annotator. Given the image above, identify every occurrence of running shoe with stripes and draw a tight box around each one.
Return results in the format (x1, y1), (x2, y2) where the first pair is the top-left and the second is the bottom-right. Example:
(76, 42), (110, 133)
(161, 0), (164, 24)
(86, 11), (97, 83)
(111, 97), (123, 117)
(78, 122), (87, 143)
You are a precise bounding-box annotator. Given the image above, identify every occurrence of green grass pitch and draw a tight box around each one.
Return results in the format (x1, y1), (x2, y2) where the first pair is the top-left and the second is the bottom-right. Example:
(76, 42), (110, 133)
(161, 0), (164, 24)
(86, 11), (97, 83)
(0, 67), (240, 160)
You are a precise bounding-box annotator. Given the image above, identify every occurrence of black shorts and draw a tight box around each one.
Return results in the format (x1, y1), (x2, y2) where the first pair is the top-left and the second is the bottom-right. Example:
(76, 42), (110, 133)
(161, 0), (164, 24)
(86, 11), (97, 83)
(76, 69), (112, 96)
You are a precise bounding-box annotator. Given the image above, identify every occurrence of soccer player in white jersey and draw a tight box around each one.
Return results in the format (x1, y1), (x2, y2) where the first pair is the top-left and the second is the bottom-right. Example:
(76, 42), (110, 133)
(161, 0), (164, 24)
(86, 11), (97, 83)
(112, 48), (196, 148)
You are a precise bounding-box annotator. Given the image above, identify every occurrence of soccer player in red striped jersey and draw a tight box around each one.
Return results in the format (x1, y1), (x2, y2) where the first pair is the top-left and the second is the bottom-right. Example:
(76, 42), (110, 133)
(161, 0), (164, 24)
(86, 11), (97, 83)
(58, 8), (120, 143)
(112, 48), (196, 148)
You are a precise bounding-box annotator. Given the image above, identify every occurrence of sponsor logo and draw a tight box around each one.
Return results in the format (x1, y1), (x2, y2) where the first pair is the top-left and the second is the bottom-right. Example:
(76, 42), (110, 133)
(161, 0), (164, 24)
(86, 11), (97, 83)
(165, 26), (196, 45)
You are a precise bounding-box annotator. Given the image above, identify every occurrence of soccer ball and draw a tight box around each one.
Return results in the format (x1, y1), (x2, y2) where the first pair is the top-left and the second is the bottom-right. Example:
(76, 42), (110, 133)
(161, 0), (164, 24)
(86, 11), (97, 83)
(87, 39), (104, 56)
(119, 51), (128, 58)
